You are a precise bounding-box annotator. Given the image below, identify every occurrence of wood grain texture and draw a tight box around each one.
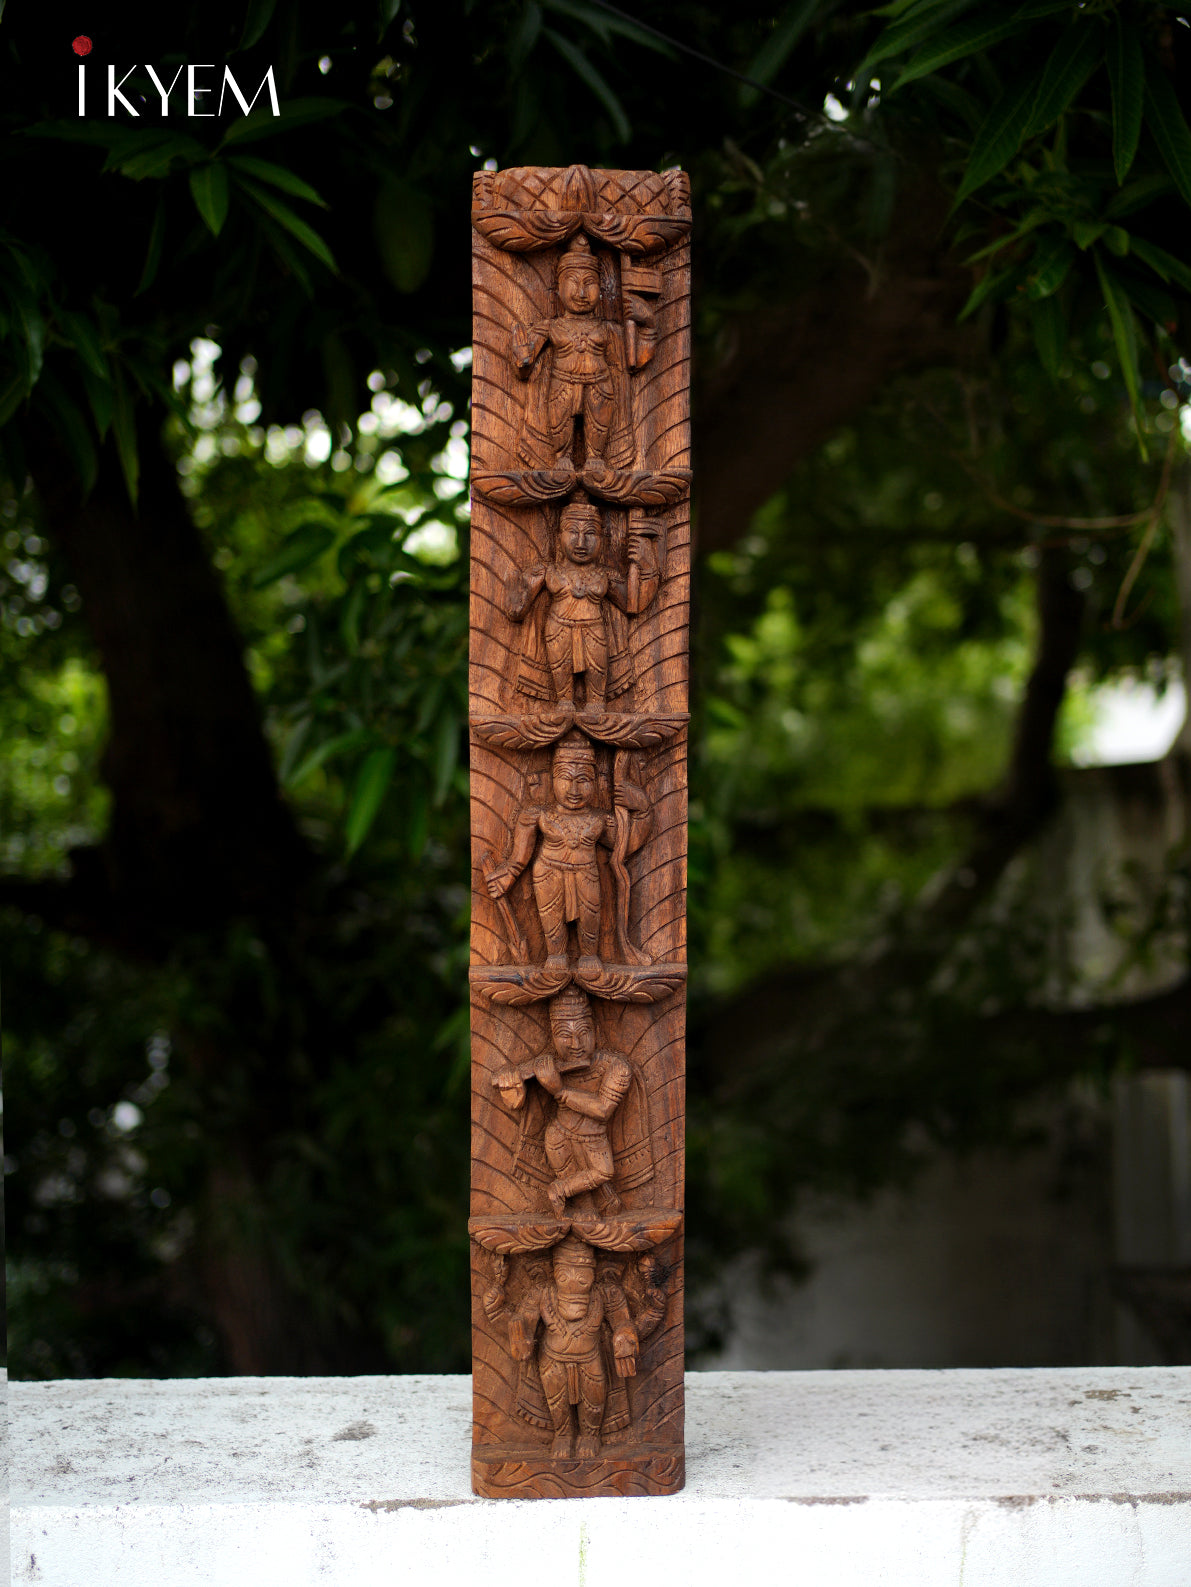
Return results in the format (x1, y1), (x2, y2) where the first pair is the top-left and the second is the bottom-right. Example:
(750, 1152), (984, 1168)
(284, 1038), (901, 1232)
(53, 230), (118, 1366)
(470, 165), (689, 1498)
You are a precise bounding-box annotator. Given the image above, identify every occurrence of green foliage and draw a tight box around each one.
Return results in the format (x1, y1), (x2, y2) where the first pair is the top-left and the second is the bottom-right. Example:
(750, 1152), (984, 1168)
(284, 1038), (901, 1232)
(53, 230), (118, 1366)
(3, 0), (1189, 1373)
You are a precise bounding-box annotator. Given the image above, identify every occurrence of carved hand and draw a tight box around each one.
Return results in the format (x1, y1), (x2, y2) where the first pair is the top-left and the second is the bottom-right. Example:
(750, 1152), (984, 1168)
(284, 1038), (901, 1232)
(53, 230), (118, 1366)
(613, 780), (648, 813)
(612, 1323), (639, 1377)
(508, 1314), (534, 1361)
(493, 1071), (527, 1110)
(486, 865), (515, 898)
(533, 1051), (562, 1095)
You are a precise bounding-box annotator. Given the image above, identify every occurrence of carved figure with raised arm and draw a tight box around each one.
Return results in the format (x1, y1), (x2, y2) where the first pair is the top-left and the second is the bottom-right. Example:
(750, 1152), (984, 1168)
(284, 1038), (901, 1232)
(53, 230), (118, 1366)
(485, 733), (651, 969)
(504, 496), (662, 706)
(483, 1235), (663, 1458)
(512, 235), (651, 471)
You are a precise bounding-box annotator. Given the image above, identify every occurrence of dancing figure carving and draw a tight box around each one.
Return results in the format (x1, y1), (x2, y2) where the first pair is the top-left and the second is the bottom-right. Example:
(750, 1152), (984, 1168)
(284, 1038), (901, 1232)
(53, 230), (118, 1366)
(492, 985), (653, 1215)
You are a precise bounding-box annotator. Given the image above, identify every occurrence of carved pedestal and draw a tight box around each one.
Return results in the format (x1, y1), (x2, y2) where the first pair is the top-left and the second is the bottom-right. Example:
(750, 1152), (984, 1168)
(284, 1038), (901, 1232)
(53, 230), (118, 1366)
(468, 164), (690, 1499)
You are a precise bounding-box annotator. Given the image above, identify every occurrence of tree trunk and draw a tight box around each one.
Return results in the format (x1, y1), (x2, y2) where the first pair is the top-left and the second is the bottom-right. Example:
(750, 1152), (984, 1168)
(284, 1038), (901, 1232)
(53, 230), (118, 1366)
(26, 419), (306, 949)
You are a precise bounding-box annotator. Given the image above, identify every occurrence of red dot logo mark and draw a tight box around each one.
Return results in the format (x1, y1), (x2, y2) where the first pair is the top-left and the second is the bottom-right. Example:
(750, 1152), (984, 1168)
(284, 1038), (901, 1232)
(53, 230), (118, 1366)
(72, 36), (93, 56)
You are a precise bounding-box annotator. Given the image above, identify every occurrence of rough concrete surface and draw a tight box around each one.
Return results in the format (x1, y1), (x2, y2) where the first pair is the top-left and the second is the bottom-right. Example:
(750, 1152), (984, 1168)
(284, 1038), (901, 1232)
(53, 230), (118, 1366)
(10, 1368), (1191, 1585)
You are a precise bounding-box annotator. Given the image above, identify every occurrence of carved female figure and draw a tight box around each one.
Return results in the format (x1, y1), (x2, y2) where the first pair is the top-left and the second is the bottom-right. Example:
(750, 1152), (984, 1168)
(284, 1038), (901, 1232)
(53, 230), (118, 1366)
(505, 497), (661, 706)
(485, 733), (651, 969)
(483, 1236), (664, 1458)
(513, 235), (639, 470)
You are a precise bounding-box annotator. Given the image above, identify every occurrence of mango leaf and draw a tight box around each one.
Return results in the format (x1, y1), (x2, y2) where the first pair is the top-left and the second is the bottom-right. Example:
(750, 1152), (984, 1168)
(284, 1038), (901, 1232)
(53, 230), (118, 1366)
(189, 164), (230, 236)
(958, 260), (1024, 321)
(1105, 173), (1173, 219)
(58, 311), (108, 381)
(741, 0), (825, 105)
(953, 68), (1044, 204)
(1102, 225), (1129, 258)
(372, 178), (434, 294)
(890, 9), (1048, 92)
(1094, 251), (1146, 458)
(226, 154), (327, 207)
(544, 28), (630, 141)
(1129, 237), (1191, 296)
(111, 368), (139, 505)
(1025, 233), (1073, 298)
(219, 96), (352, 148)
(1107, 17), (1144, 183)
(1022, 20), (1103, 140)
(239, 0), (278, 49)
(117, 138), (207, 182)
(237, 176), (337, 271)
(345, 746), (397, 855)
(1116, 273), (1177, 332)
(509, 1), (542, 68)
(136, 198), (167, 296)
(432, 709), (458, 806)
(543, 0), (671, 53)
(1027, 294), (1064, 380)
(853, 0), (979, 84)
(1071, 219), (1105, 251)
(252, 523), (335, 587)
(1145, 58), (1191, 209)
(286, 726), (372, 789)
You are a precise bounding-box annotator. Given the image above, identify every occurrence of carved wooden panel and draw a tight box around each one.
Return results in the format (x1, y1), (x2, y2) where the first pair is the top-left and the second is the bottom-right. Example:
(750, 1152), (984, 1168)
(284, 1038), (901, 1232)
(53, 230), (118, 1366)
(469, 164), (690, 1499)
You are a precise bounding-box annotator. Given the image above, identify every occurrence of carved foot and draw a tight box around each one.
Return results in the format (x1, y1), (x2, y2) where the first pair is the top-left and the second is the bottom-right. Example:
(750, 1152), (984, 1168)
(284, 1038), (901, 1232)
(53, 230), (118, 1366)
(545, 954), (568, 970)
(551, 1430), (574, 1458)
(546, 1181), (567, 1216)
(577, 955), (601, 973)
(575, 1434), (601, 1459)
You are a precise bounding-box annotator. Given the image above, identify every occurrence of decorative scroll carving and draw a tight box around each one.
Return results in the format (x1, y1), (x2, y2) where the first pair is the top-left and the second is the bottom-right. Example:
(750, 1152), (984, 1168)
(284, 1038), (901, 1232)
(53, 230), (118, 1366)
(471, 163), (689, 1498)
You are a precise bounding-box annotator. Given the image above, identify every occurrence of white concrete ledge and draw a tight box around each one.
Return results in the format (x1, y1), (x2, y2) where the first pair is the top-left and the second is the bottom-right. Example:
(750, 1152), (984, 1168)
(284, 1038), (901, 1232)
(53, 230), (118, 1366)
(10, 1368), (1191, 1586)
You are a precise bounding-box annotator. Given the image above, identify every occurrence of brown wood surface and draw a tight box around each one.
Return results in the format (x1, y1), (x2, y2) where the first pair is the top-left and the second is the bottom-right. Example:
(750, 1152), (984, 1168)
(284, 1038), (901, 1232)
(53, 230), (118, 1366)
(469, 164), (690, 1499)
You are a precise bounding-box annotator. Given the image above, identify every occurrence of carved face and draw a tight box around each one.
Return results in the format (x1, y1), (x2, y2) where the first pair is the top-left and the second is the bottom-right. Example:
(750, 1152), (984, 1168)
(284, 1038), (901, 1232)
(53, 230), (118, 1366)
(553, 761), (596, 810)
(560, 513), (600, 565)
(551, 1010), (595, 1065)
(553, 1250), (596, 1297)
(558, 268), (600, 315)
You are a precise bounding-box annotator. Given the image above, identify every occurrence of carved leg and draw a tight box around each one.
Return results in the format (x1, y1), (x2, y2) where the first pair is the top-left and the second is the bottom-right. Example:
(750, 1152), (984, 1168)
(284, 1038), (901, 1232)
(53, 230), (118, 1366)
(575, 863), (603, 970)
(532, 862), (569, 968)
(538, 1356), (574, 1457)
(544, 620), (574, 703)
(575, 1359), (607, 1458)
(581, 629), (609, 710)
(583, 383), (614, 462)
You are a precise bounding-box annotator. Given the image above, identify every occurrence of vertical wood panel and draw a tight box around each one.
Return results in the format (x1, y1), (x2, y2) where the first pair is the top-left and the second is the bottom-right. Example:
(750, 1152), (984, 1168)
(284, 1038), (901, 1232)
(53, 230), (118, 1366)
(469, 165), (690, 1499)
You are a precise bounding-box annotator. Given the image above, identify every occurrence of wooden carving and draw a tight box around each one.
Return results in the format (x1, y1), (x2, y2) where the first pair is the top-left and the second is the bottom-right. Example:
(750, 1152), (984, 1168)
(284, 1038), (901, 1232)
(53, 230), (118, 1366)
(469, 164), (689, 1499)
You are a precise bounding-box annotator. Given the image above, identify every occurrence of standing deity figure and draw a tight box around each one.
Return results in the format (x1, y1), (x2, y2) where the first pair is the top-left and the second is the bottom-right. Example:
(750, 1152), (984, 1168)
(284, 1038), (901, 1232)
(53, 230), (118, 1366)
(512, 234), (646, 470)
(484, 1236), (665, 1458)
(504, 497), (661, 706)
(492, 986), (653, 1215)
(485, 732), (652, 969)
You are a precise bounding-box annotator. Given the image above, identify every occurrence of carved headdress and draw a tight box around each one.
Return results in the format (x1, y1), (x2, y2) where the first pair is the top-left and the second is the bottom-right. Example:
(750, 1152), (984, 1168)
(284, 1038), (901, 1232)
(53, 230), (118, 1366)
(552, 729), (597, 770)
(549, 983), (594, 1028)
(556, 233), (600, 281)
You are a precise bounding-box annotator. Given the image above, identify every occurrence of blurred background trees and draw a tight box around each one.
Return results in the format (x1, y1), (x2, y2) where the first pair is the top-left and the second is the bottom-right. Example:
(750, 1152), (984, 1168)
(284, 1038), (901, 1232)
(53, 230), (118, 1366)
(3, 0), (1189, 1376)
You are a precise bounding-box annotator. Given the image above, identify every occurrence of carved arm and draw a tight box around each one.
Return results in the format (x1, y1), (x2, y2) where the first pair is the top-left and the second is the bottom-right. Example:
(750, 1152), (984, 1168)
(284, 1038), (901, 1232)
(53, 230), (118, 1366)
(601, 1278), (641, 1378)
(557, 1057), (631, 1122)
(485, 809), (541, 897)
(511, 320), (549, 379)
(632, 1255), (666, 1340)
(504, 563), (546, 623)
